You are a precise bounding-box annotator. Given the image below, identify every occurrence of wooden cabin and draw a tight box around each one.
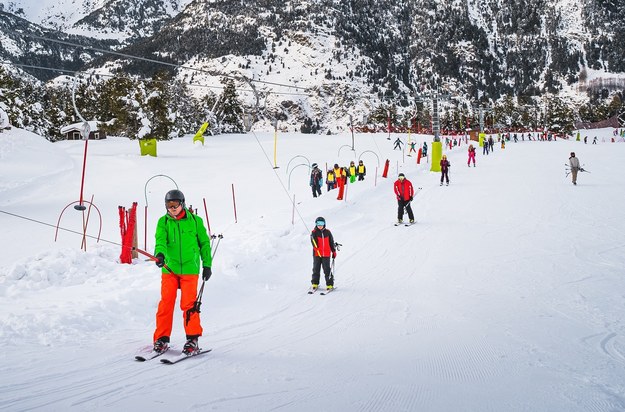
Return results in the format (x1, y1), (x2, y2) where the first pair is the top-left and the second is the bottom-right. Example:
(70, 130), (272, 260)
(60, 121), (106, 140)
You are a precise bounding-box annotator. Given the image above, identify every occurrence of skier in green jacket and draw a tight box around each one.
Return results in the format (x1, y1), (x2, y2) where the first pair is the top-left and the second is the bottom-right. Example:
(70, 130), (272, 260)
(152, 189), (212, 356)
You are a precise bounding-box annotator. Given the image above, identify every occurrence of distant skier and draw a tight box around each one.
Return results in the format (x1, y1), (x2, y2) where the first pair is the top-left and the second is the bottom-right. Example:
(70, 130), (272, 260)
(422, 142), (428, 157)
(310, 163), (323, 198)
(408, 141), (417, 156)
(467, 144), (476, 167)
(152, 189), (212, 356)
(393, 173), (414, 224)
(326, 169), (336, 191)
(440, 155), (450, 186)
(393, 137), (404, 150)
(569, 152), (581, 185)
(336, 166), (347, 200)
(348, 161), (357, 183)
(593, 136), (597, 144)
(357, 160), (367, 181)
(309, 217), (336, 292)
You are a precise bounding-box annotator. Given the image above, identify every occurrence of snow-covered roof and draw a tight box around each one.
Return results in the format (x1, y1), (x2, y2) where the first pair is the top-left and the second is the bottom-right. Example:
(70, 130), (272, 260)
(60, 121), (100, 134)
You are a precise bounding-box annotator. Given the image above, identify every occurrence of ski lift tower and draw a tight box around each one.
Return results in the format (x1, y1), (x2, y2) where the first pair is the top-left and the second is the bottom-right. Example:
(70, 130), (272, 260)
(416, 86), (451, 172)
(473, 104), (494, 147)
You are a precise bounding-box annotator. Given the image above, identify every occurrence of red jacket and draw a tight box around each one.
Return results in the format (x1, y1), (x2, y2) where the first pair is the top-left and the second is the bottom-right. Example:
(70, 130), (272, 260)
(394, 179), (414, 201)
(310, 227), (336, 257)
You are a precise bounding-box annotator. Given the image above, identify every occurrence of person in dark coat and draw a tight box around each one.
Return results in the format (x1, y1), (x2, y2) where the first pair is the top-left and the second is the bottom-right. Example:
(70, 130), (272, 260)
(309, 163), (323, 197)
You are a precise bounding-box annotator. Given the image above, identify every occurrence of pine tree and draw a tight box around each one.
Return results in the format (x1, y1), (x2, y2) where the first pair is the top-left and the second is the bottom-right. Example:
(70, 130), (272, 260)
(216, 79), (244, 133)
(0, 67), (18, 126)
(545, 95), (574, 133)
(143, 71), (174, 140)
(43, 85), (72, 142)
(169, 79), (200, 137)
(96, 74), (143, 138)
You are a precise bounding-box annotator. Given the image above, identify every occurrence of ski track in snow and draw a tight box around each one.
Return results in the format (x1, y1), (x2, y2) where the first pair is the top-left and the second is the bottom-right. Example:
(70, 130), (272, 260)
(2, 128), (625, 411)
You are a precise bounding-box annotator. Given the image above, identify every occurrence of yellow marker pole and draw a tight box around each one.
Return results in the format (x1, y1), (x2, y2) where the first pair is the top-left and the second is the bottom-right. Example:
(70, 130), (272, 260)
(193, 122), (209, 145)
(479, 132), (486, 147)
(430, 141), (442, 172)
(273, 120), (279, 169)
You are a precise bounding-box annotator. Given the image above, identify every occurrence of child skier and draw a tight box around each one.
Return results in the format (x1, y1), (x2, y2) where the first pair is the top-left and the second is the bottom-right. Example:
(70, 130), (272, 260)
(348, 161), (357, 183)
(440, 155), (450, 186)
(326, 169), (336, 191)
(310, 217), (337, 292)
(357, 160), (367, 181)
(467, 144), (476, 167)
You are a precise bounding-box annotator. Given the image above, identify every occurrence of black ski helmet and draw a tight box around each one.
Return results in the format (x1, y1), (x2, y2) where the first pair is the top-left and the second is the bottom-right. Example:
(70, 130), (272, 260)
(315, 216), (326, 227)
(165, 189), (185, 207)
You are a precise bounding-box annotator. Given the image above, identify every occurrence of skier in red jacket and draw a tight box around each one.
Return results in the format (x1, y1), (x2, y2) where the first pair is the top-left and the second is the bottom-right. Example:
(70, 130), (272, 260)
(393, 173), (414, 224)
(309, 216), (337, 292)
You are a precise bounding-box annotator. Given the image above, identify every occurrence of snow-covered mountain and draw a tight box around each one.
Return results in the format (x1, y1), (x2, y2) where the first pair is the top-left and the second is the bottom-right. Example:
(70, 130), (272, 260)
(0, 0), (193, 40)
(0, 0), (623, 134)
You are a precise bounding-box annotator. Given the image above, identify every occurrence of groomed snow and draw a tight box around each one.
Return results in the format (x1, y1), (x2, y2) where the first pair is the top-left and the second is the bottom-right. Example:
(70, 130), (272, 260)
(1, 127), (625, 411)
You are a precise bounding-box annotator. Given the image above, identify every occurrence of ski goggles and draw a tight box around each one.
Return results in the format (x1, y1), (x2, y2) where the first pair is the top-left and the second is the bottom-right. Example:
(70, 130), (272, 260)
(166, 201), (182, 210)
(315, 220), (325, 226)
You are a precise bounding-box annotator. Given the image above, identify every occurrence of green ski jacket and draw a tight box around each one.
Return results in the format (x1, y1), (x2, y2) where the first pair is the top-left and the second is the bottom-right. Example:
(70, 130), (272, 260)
(154, 210), (212, 275)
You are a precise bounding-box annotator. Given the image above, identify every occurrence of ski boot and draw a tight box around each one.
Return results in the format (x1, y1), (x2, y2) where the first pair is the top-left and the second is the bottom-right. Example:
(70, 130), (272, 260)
(153, 337), (169, 354)
(183, 336), (200, 356)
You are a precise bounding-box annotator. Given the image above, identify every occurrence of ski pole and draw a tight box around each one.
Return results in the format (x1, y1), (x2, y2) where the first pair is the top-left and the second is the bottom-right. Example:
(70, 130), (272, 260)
(186, 233), (223, 325)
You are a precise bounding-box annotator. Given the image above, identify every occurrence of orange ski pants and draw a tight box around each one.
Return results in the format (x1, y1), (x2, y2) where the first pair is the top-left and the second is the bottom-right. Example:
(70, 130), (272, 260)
(153, 274), (203, 342)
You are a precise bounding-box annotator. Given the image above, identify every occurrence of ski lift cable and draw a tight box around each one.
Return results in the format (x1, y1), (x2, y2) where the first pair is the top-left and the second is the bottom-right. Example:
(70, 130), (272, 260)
(10, 30), (311, 92)
(0, 61), (310, 97)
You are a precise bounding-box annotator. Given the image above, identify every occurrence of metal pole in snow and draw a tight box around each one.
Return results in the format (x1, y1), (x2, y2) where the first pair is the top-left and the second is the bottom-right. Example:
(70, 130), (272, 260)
(231, 184), (238, 223)
(203, 197), (212, 237)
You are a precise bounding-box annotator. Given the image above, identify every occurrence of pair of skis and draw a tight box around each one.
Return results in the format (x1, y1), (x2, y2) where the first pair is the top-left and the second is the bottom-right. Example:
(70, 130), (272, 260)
(308, 286), (335, 295)
(135, 348), (212, 364)
(394, 221), (416, 227)
(395, 188), (421, 227)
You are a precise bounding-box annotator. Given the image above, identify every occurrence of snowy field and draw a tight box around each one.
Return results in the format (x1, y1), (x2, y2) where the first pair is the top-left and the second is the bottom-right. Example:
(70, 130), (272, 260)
(1, 127), (625, 411)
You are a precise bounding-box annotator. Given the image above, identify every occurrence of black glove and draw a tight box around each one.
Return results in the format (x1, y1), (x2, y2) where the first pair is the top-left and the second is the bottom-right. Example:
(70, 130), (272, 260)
(202, 267), (212, 281)
(409, 196), (413, 202)
(155, 253), (165, 268)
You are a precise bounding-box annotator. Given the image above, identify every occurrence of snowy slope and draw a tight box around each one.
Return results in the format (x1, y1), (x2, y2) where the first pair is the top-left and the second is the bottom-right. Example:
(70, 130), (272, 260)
(1, 127), (625, 411)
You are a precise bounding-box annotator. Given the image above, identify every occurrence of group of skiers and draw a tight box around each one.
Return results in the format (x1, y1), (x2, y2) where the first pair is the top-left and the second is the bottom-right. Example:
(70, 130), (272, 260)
(147, 135), (592, 357)
(309, 160), (367, 199)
